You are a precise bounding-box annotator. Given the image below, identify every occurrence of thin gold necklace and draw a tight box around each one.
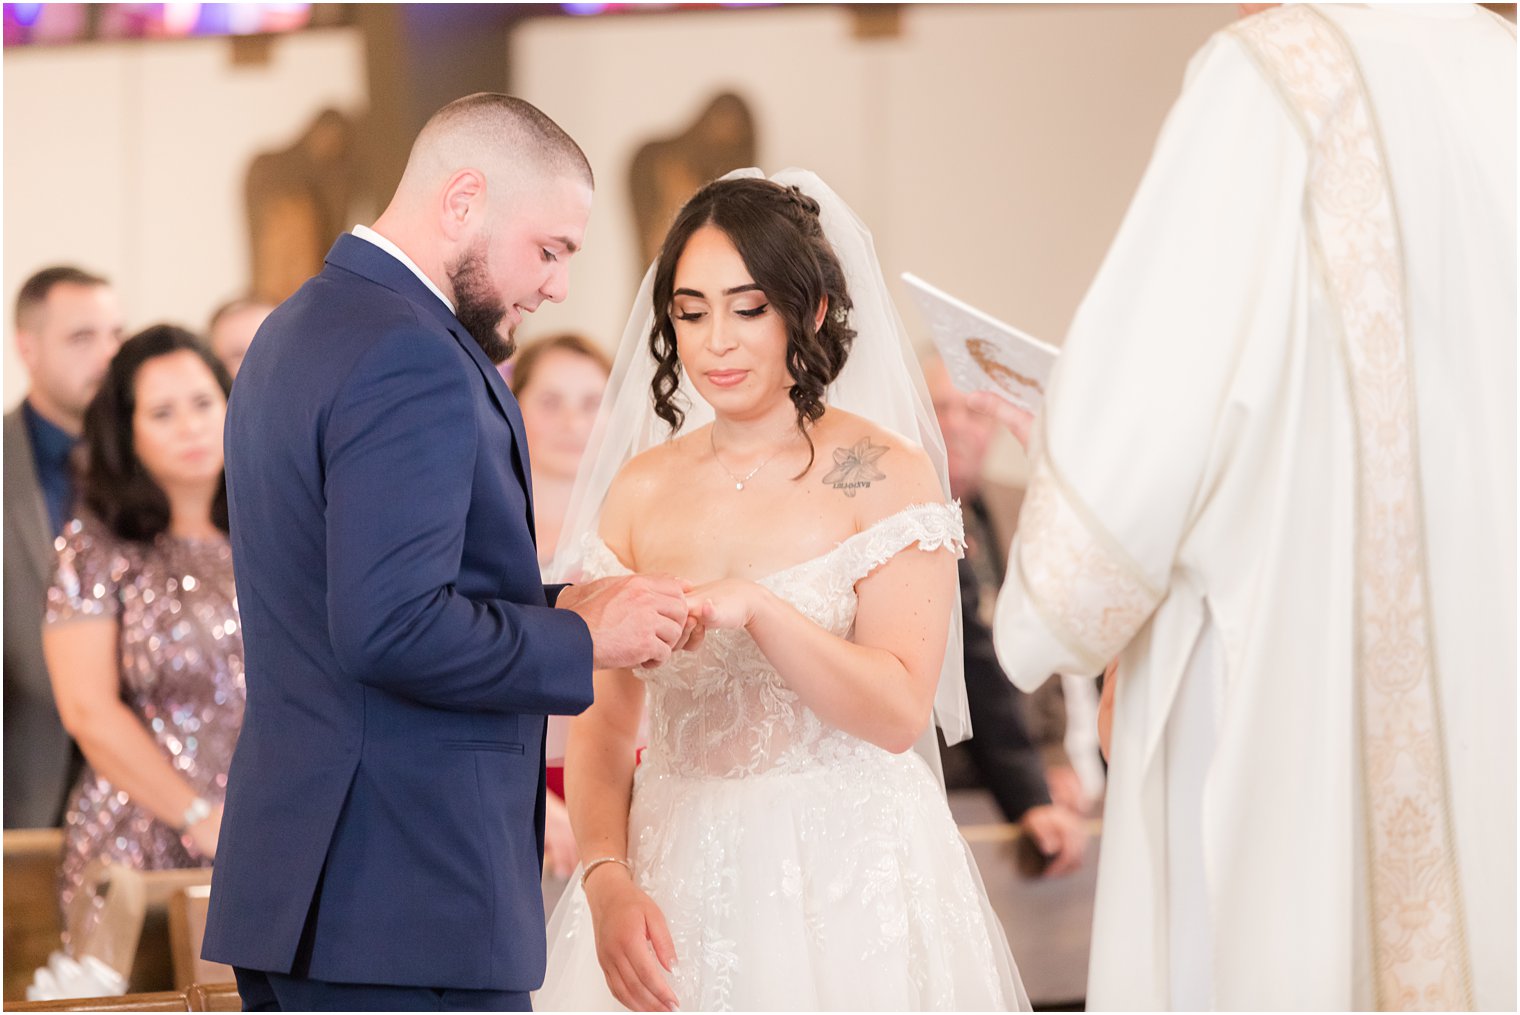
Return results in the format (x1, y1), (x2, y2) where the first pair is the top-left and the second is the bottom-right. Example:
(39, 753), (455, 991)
(709, 426), (793, 491)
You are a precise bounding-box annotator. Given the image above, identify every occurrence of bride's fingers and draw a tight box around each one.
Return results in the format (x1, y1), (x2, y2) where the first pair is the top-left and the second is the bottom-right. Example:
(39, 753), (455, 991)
(680, 622), (707, 655)
(602, 965), (634, 1010)
(674, 617), (705, 654)
(609, 957), (649, 1011)
(604, 962), (643, 1012)
(624, 917), (679, 1010)
(646, 908), (678, 973)
(616, 952), (670, 1012)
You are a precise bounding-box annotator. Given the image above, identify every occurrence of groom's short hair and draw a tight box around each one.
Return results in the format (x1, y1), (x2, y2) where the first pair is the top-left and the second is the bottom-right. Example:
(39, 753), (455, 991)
(406, 93), (593, 190)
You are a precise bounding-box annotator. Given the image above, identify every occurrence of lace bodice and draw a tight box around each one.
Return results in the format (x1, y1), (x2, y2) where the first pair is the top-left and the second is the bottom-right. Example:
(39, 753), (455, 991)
(580, 501), (965, 780)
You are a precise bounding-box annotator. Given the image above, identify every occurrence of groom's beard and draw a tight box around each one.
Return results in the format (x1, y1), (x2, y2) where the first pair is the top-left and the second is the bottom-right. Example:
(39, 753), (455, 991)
(448, 242), (514, 364)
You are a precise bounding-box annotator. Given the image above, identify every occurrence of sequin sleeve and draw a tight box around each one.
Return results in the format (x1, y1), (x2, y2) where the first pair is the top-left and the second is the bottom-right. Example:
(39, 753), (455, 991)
(46, 515), (128, 624)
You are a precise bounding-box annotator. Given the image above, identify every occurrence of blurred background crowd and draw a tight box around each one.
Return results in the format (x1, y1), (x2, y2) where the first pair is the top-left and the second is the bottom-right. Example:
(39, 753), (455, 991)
(5, 2), (1511, 1008)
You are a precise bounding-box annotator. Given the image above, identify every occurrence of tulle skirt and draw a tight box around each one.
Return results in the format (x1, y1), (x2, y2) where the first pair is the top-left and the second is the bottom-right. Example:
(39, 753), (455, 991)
(537, 750), (1028, 1012)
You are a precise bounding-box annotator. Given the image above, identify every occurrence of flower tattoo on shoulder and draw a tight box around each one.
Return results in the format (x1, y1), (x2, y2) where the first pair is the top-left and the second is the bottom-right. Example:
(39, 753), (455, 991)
(822, 438), (889, 497)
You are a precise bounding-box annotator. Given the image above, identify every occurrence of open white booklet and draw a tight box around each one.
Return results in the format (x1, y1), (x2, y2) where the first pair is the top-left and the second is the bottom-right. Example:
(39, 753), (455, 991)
(901, 272), (1059, 414)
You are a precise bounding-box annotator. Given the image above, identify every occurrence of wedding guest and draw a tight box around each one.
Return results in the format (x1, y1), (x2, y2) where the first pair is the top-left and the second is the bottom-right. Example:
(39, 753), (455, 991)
(205, 297), (273, 379)
(918, 357), (1100, 814)
(506, 332), (613, 880)
(5, 266), (124, 829)
(43, 326), (242, 949)
(508, 333), (613, 565)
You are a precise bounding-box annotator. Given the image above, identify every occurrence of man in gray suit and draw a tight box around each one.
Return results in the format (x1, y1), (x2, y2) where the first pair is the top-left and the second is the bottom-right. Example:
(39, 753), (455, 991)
(4, 266), (124, 828)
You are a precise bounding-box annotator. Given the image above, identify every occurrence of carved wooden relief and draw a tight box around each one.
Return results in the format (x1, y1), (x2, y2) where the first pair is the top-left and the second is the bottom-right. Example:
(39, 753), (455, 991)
(629, 92), (758, 267)
(245, 108), (364, 304)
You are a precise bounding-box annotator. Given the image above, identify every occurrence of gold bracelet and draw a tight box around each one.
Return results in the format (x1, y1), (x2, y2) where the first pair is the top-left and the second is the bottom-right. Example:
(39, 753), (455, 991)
(579, 856), (632, 890)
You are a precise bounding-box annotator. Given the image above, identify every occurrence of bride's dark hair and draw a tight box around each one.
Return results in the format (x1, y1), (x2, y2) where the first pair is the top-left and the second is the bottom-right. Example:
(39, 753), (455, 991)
(648, 177), (856, 472)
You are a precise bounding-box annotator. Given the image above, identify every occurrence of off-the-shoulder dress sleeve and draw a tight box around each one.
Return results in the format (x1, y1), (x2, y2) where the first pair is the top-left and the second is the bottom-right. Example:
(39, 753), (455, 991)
(832, 501), (966, 586)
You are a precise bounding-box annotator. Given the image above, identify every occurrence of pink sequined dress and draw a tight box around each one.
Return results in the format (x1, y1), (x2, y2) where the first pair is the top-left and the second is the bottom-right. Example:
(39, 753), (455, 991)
(44, 513), (244, 946)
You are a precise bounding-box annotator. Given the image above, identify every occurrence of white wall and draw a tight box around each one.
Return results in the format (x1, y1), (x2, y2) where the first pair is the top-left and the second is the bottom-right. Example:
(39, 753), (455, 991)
(2, 27), (368, 408)
(2, 4), (1239, 483)
(507, 3), (1234, 482)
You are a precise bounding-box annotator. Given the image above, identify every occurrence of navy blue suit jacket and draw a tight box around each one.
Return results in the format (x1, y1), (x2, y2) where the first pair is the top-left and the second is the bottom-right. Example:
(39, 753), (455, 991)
(202, 235), (595, 990)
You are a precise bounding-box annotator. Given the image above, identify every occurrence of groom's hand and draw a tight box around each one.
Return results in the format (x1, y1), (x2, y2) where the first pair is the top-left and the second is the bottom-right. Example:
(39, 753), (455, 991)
(558, 575), (689, 670)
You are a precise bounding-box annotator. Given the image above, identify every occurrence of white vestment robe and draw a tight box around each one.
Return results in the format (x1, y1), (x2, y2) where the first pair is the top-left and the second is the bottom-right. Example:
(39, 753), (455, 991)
(992, 5), (1515, 1010)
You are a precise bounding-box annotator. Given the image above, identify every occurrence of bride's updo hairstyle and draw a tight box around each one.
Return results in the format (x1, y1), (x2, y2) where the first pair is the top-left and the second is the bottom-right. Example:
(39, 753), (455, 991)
(648, 177), (856, 471)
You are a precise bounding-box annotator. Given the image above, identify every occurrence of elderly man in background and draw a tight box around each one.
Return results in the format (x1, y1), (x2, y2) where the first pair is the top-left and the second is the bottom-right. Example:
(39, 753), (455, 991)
(925, 356), (1090, 878)
(3, 265), (124, 829)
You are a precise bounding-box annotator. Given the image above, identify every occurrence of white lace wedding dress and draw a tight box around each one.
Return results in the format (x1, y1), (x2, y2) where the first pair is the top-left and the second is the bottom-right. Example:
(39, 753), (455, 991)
(537, 502), (1029, 1012)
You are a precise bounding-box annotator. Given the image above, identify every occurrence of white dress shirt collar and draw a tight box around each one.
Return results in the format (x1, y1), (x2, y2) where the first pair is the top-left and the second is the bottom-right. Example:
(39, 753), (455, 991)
(351, 224), (455, 313)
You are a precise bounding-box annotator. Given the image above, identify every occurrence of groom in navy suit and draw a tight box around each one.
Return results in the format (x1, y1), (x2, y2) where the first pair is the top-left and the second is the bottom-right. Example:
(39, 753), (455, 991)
(203, 95), (692, 1011)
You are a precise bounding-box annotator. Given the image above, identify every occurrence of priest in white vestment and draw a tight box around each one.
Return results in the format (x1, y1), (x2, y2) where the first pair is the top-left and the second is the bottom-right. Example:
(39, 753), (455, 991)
(989, 5), (1515, 1010)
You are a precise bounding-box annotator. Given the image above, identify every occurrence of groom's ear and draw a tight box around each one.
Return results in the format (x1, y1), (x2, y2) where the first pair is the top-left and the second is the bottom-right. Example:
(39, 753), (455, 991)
(440, 168), (486, 240)
(814, 296), (828, 333)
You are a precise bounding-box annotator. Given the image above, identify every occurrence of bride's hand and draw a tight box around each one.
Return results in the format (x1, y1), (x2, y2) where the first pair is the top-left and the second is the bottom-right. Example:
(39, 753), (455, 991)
(585, 867), (679, 1011)
(685, 578), (765, 631)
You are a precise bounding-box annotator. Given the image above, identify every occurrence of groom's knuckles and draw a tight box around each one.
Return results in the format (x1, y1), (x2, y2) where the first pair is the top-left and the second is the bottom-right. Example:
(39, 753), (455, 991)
(653, 615), (683, 648)
(631, 580), (688, 623)
(641, 640), (672, 668)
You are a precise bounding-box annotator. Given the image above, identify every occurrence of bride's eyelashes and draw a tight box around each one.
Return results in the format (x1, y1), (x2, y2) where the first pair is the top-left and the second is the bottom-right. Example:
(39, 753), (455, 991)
(674, 304), (769, 322)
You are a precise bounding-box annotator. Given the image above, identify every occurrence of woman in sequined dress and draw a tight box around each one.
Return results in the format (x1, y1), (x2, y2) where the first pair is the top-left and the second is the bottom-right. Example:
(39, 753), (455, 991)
(42, 325), (243, 948)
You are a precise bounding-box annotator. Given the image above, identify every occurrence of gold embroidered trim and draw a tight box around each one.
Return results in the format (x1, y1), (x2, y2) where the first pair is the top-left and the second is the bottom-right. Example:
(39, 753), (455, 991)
(1015, 453), (1161, 671)
(1232, 7), (1473, 1010)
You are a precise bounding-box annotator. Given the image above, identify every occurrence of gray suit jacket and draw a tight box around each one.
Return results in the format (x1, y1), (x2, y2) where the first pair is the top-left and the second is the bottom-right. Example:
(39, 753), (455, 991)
(3, 404), (75, 827)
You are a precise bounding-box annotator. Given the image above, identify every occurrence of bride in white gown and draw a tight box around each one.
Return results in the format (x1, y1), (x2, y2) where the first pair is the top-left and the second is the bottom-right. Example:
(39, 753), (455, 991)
(537, 170), (1027, 1012)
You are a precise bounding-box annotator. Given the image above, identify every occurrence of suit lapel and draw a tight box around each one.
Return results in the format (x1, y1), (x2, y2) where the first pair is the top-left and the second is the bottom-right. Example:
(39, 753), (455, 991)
(4, 409), (60, 586)
(323, 235), (539, 542)
(443, 322), (539, 540)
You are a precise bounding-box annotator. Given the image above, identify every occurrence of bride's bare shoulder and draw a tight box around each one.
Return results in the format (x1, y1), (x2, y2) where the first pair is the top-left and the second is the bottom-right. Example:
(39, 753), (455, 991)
(597, 428), (706, 544)
(811, 409), (943, 526)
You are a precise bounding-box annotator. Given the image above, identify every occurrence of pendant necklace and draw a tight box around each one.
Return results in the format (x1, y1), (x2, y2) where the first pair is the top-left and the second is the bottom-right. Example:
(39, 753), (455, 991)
(710, 426), (792, 491)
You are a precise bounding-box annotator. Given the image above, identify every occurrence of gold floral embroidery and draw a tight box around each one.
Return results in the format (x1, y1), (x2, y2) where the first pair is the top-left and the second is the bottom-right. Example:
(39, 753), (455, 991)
(1233, 8), (1472, 1010)
(1015, 456), (1161, 671)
